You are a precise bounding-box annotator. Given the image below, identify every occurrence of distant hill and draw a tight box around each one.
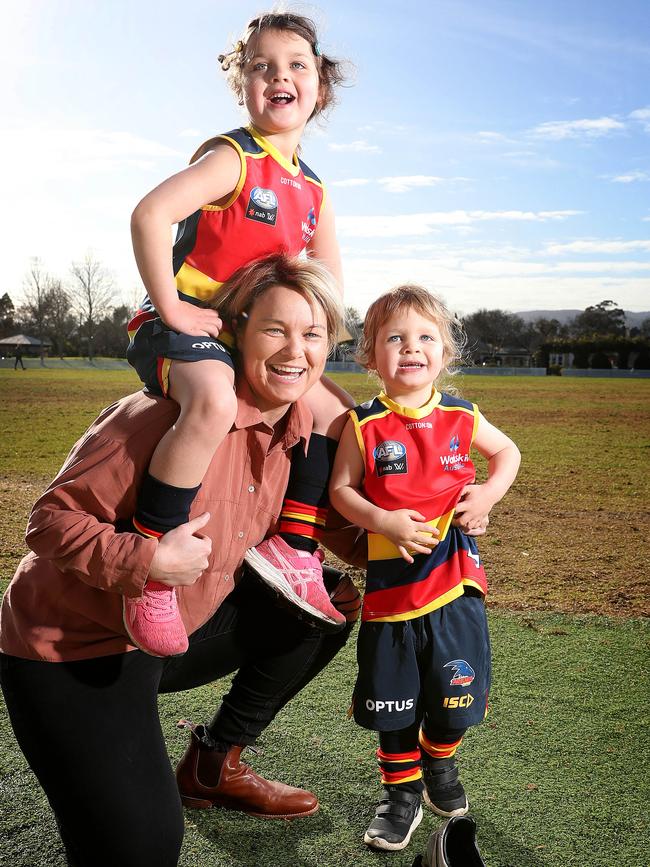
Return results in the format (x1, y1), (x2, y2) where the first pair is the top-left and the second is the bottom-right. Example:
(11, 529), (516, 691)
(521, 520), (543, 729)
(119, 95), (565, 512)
(516, 309), (650, 327)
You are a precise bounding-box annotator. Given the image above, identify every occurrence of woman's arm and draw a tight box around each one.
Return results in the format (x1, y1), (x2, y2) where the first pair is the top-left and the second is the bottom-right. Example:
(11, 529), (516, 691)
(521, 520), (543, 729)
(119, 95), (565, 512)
(131, 143), (241, 336)
(329, 419), (437, 564)
(25, 430), (211, 596)
(453, 412), (521, 530)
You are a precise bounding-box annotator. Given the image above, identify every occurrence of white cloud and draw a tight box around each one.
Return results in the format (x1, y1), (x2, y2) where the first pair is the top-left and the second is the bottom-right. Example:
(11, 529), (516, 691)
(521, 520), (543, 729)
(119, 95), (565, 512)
(545, 239), (650, 254)
(475, 131), (516, 144)
(328, 140), (381, 153)
(179, 128), (202, 138)
(503, 151), (561, 169)
(337, 210), (582, 239)
(331, 176), (465, 193)
(629, 107), (650, 132)
(530, 117), (625, 140)
(556, 261), (650, 273)
(610, 171), (650, 183)
(377, 175), (444, 193)
(1, 128), (183, 184)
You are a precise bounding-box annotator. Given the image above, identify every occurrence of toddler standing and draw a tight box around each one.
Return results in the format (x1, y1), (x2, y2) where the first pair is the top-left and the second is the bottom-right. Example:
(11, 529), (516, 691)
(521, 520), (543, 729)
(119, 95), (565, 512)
(330, 285), (520, 852)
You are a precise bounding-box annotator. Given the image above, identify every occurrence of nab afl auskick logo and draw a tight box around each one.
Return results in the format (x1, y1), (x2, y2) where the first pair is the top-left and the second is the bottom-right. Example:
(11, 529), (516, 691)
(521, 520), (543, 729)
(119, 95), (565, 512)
(245, 186), (278, 226)
(373, 440), (407, 477)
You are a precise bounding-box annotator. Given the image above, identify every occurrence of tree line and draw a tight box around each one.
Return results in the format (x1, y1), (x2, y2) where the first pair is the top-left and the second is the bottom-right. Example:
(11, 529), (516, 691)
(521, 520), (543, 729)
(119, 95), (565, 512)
(342, 301), (650, 369)
(2, 258), (649, 367)
(0, 256), (134, 359)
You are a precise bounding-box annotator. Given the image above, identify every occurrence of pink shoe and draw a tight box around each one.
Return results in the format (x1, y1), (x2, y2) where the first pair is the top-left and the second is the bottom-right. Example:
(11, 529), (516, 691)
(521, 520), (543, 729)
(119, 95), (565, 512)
(123, 584), (189, 657)
(244, 536), (347, 631)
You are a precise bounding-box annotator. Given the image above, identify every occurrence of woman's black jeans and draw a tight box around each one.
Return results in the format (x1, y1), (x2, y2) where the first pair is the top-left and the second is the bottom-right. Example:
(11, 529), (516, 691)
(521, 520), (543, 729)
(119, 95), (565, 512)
(0, 573), (353, 867)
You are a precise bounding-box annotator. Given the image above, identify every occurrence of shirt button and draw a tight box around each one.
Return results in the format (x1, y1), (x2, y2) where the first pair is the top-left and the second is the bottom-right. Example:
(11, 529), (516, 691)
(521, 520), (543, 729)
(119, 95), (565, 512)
(238, 531), (244, 538)
(224, 574), (230, 582)
(248, 485), (255, 493)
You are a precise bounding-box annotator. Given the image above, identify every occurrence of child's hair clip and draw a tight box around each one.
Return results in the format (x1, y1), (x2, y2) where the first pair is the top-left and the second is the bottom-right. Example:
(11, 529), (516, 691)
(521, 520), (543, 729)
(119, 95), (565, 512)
(313, 41), (321, 57)
(218, 40), (245, 71)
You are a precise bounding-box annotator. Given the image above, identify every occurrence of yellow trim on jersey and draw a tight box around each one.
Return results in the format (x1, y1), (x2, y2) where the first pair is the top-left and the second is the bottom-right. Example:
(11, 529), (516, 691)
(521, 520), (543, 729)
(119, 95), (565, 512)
(435, 402), (475, 417)
(160, 357), (172, 397)
(367, 508), (455, 561)
(462, 577), (486, 595)
(354, 406), (393, 430)
(349, 409), (368, 460)
(175, 262), (224, 302)
(471, 403), (479, 443)
(248, 125), (301, 177)
(318, 183), (327, 216)
(377, 388), (442, 419)
(370, 583), (465, 623)
(200, 134), (248, 212)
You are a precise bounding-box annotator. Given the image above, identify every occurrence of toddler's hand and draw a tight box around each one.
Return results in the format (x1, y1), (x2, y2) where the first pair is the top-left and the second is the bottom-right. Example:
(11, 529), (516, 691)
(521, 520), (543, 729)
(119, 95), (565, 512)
(164, 301), (223, 338)
(453, 513), (489, 536)
(454, 485), (496, 530)
(378, 509), (439, 564)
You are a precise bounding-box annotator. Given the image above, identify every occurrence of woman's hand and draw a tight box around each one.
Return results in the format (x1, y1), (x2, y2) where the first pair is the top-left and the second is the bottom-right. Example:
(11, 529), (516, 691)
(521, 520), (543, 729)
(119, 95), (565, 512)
(377, 509), (439, 564)
(147, 513), (212, 586)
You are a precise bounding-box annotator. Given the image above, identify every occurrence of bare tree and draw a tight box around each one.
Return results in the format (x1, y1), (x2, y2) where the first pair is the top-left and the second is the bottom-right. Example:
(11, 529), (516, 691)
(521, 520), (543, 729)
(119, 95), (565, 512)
(70, 254), (114, 360)
(47, 280), (75, 358)
(18, 258), (54, 364)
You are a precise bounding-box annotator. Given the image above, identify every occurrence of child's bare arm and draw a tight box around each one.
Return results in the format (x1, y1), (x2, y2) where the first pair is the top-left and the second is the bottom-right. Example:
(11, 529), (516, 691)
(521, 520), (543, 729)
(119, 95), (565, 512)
(330, 419), (438, 564)
(306, 195), (343, 295)
(131, 144), (241, 336)
(454, 413), (521, 529)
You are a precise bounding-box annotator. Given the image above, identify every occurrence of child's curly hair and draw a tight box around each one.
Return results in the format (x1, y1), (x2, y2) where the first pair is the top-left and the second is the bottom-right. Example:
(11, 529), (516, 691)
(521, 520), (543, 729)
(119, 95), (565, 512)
(357, 285), (467, 385)
(218, 11), (347, 120)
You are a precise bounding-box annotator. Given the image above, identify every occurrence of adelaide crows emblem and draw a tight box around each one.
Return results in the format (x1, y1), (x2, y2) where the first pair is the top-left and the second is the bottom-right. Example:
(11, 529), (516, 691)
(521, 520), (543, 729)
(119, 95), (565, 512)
(443, 659), (475, 687)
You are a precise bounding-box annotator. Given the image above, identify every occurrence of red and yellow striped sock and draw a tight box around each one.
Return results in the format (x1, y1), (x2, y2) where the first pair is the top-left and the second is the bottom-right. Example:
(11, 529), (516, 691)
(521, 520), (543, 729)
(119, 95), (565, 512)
(376, 747), (422, 786)
(419, 729), (464, 760)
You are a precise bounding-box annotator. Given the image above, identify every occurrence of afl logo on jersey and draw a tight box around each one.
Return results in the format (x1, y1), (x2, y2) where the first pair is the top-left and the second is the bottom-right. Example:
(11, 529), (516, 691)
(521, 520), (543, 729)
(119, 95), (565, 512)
(373, 440), (408, 477)
(246, 186), (278, 226)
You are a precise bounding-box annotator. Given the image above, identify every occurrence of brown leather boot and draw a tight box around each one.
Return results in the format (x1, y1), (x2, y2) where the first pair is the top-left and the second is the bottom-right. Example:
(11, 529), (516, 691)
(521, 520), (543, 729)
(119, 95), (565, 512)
(175, 720), (319, 819)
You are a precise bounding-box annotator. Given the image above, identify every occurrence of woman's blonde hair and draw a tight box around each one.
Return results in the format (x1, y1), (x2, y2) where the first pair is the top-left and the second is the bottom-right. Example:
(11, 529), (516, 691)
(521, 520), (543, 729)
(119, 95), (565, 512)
(209, 253), (343, 353)
(357, 284), (466, 382)
(218, 11), (347, 121)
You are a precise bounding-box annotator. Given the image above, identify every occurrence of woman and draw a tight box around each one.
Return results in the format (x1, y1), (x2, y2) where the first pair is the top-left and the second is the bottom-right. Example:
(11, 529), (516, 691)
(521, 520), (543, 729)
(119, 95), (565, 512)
(0, 254), (363, 867)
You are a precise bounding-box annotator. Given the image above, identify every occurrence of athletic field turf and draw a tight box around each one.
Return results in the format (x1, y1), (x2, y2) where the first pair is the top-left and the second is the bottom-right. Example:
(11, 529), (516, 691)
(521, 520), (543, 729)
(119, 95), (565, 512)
(1, 369), (648, 866)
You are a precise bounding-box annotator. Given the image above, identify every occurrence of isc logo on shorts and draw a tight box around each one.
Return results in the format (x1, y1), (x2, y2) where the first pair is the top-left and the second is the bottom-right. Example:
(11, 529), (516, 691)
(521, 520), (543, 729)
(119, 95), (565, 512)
(442, 694), (474, 709)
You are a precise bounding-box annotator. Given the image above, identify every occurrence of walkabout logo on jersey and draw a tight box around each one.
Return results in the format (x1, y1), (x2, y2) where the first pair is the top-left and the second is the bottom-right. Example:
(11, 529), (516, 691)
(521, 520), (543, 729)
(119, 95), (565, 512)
(301, 206), (317, 243)
(373, 440), (408, 477)
(246, 186), (278, 225)
(440, 432), (470, 472)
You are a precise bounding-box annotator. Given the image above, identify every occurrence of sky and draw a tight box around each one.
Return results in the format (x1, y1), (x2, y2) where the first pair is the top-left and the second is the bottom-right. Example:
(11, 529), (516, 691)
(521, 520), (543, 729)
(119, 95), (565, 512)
(1, 0), (649, 317)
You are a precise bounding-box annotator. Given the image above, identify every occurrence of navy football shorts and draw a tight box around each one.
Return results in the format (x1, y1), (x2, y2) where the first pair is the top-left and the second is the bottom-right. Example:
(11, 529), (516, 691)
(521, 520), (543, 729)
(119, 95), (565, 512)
(127, 317), (235, 397)
(353, 591), (491, 732)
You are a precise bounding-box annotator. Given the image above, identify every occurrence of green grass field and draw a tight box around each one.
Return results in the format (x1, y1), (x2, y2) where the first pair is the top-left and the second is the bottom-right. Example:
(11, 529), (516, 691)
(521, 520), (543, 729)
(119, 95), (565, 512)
(1, 369), (649, 866)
